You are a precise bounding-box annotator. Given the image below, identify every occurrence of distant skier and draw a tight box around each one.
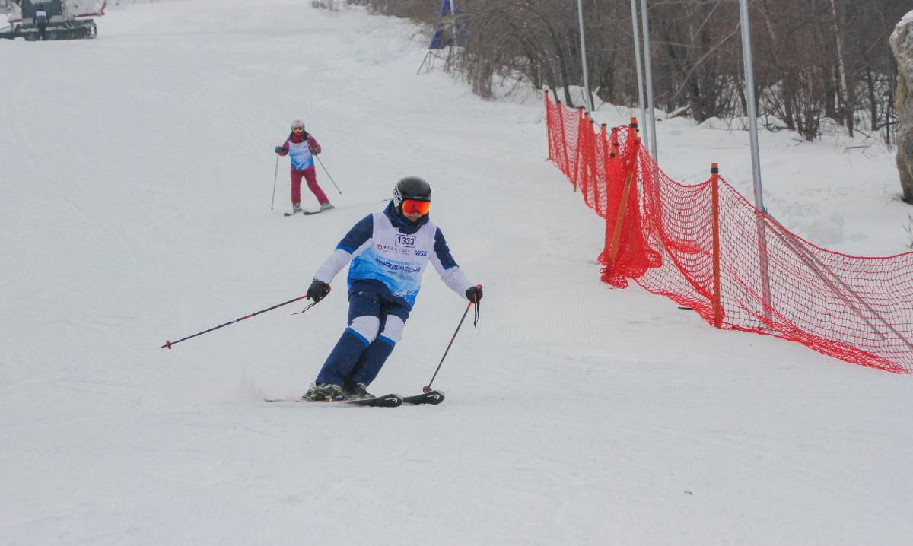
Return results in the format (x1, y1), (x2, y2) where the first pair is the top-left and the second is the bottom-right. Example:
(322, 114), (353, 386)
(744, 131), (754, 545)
(303, 176), (483, 401)
(35, 8), (48, 40)
(274, 120), (332, 215)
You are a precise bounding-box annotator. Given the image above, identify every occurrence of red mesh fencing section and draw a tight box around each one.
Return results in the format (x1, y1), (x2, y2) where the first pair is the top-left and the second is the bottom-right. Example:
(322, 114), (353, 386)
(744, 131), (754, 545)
(546, 93), (913, 373)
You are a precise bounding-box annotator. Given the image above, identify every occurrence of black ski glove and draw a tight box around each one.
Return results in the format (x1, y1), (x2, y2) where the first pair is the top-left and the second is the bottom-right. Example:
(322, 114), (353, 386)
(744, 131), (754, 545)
(309, 146), (320, 155)
(275, 146), (288, 154)
(466, 285), (483, 303)
(307, 280), (331, 303)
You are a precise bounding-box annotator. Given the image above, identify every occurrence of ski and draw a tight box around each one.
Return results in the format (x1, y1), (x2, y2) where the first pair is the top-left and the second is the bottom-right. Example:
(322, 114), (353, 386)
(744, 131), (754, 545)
(265, 391), (443, 407)
(283, 199), (388, 217)
(265, 393), (402, 407)
(283, 208), (326, 216)
(402, 390), (445, 405)
(346, 394), (402, 407)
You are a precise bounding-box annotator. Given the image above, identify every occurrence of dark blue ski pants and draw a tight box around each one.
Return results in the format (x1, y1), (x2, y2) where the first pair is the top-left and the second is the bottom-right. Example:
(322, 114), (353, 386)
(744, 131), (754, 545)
(315, 287), (410, 389)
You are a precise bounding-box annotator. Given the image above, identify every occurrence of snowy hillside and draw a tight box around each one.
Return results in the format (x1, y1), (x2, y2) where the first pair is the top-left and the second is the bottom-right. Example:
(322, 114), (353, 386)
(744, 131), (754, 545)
(1, 1), (912, 544)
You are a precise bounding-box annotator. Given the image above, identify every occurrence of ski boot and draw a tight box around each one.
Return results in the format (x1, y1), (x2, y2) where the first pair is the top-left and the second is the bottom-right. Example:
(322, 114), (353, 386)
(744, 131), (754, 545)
(303, 383), (345, 402)
(344, 382), (374, 400)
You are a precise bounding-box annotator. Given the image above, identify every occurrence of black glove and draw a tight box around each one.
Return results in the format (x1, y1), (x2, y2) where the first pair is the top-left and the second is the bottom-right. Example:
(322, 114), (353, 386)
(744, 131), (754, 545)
(466, 285), (483, 303)
(309, 146), (319, 155)
(307, 280), (331, 303)
(275, 146), (288, 154)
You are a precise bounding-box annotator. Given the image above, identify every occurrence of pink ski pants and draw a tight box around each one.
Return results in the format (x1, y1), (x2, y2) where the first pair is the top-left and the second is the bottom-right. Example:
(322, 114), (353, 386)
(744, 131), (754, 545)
(291, 167), (328, 205)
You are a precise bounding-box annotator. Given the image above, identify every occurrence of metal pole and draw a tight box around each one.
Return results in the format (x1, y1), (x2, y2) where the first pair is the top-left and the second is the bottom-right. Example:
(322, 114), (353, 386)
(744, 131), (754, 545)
(576, 0), (593, 112)
(302, 119), (343, 195)
(270, 154), (279, 210)
(315, 155), (343, 195)
(161, 294), (311, 349)
(630, 0), (647, 136)
(639, 0), (658, 160)
(738, 0), (771, 325)
(423, 290), (480, 393)
(447, 0), (458, 68)
(739, 0), (764, 211)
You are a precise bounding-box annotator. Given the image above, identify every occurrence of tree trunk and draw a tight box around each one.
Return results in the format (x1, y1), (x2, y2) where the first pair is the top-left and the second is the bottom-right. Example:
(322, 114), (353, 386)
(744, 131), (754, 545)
(829, 0), (854, 136)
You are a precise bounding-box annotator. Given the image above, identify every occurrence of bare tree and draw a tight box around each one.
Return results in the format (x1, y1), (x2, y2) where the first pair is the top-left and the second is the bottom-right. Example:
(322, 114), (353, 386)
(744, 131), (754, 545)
(347, 0), (910, 142)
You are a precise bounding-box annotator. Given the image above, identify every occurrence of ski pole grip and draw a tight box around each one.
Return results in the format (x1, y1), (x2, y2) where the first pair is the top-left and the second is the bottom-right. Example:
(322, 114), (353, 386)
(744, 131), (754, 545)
(471, 284), (482, 303)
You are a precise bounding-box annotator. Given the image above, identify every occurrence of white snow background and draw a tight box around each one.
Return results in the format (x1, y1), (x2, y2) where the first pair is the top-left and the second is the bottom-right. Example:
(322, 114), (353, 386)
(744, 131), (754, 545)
(2, 1), (912, 544)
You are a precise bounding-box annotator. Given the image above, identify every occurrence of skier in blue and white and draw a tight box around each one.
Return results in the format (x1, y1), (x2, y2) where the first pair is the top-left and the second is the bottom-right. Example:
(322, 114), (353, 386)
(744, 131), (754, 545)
(304, 176), (483, 401)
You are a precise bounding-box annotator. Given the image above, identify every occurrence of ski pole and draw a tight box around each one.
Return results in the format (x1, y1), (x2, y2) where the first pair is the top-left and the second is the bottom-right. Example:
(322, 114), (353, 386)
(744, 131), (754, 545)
(315, 155), (343, 195)
(291, 301), (320, 315)
(423, 286), (481, 392)
(270, 155), (279, 210)
(161, 294), (309, 349)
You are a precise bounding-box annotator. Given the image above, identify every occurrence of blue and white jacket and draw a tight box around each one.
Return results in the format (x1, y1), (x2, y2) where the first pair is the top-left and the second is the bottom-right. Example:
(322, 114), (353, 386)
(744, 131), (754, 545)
(279, 133), (321, 171)
(313, 203), (473, 309)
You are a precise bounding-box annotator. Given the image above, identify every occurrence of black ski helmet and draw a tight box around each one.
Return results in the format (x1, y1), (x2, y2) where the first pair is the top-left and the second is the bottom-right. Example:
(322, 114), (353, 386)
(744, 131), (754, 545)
(393, 176), (431, 215)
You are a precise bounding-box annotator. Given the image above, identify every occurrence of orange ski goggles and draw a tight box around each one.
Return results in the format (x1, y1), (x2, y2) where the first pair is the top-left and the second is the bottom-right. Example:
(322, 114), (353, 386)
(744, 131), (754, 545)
(401, 199), (431, 215)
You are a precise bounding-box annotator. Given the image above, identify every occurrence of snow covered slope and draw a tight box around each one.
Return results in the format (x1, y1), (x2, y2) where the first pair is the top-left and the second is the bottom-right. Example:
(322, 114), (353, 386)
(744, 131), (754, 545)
(1, 1), (911, 544)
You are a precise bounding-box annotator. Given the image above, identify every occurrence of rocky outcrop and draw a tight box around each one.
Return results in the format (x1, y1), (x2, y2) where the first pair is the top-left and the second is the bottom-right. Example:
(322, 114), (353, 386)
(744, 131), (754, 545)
(890, 11), (913, 203)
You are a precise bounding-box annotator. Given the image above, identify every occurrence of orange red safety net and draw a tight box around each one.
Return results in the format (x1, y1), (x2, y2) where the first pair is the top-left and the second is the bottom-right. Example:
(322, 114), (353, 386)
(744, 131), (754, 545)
(546, 93), (913, 373)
